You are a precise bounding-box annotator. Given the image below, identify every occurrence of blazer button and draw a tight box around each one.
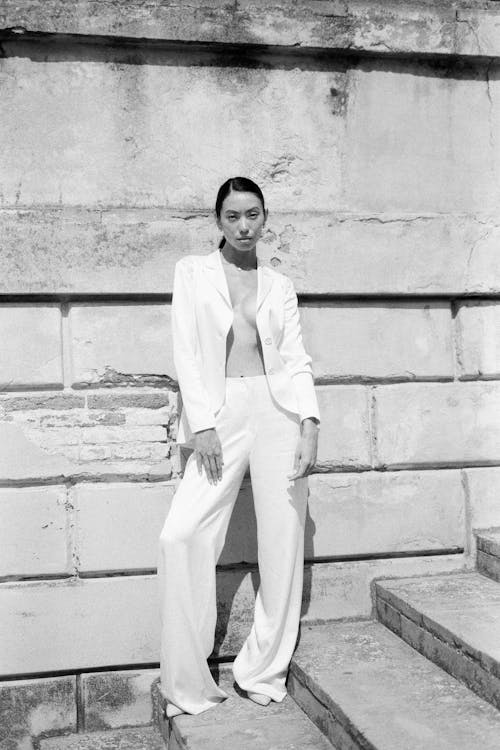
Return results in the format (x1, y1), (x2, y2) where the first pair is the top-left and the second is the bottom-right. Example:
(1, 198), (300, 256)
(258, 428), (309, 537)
(264, 337), (272, 345)
(268, 368), (275, 375)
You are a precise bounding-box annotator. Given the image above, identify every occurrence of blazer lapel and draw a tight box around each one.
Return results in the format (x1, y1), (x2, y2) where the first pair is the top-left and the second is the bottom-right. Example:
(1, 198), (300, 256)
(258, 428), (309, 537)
(257, 263), (274, 310)
(204, 249), (232, 309)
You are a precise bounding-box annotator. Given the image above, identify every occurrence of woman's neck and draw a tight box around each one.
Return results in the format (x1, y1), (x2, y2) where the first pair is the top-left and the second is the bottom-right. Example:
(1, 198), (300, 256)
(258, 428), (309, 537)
(220, 243), (257, 270)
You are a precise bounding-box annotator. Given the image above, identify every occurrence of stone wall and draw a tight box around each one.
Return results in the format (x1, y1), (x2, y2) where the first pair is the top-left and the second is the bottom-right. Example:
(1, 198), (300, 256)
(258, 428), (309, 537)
(1, 0), (500, 714)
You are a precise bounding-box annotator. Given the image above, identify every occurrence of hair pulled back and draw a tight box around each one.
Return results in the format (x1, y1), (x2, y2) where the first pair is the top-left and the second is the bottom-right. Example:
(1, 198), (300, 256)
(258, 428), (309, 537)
(215, 177), (266, 249)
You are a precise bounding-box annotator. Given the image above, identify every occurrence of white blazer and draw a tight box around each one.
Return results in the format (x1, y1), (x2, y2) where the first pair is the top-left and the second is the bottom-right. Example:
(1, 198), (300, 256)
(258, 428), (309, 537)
(171, 248), (320, 446)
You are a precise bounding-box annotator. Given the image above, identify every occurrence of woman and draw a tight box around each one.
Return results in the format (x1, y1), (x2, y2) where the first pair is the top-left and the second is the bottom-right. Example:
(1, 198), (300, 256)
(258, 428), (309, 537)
(157, 176), (320, 718)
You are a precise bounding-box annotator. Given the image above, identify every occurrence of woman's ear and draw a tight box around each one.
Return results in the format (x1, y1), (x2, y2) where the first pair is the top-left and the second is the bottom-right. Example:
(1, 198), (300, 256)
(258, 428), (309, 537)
(263, 208), (269, 225)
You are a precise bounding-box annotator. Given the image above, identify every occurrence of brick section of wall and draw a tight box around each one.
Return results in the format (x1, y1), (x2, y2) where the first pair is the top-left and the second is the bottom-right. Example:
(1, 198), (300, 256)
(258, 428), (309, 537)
(0, 554), (464, 676)
(375, 382), (500, 468)
(0, 486), (71, 578)
(302, 302), (454, 382)
(0, 305), (62, 388)
(456, 301), (500, 379)
(0, 390), (177, 481)
(70, 304), (175, 387)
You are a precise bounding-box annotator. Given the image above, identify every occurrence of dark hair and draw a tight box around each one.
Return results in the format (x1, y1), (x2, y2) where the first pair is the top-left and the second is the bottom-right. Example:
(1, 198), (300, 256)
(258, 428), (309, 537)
(215, 177), (266, 249)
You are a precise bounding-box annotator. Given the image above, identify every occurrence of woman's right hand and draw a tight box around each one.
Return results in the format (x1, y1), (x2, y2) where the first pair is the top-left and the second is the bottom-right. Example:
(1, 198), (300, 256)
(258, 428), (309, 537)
(193, 428), (224, 485)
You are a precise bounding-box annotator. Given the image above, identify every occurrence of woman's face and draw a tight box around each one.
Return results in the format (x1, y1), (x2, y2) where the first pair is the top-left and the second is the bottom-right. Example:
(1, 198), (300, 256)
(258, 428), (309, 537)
(216, 190), (267, 253)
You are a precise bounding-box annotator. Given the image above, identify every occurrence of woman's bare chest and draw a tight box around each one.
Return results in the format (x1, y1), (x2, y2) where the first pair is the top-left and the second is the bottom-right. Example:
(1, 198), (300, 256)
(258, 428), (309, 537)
(224, 269), (258, 324)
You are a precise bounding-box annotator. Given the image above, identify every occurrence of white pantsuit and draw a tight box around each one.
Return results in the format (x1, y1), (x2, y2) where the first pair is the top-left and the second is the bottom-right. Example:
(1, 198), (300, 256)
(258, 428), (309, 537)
(157, 249), (320, 715)
(157, 375), (308, 714)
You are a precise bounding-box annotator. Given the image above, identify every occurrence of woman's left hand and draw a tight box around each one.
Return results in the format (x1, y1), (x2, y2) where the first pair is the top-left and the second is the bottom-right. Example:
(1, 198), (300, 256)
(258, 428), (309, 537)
(288, 418), (319, 480)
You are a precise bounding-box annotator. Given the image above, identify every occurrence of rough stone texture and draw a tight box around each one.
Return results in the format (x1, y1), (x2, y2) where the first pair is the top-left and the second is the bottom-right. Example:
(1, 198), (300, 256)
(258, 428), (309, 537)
(375, 381), (500, 468)
(476, 527), (500, 581)
(38, 726), (165, 750)
(69, 469), (464, 574)
(0, 554), (463, 676)
(315, 385), (371, 470)
(70, 305), (174, 387)
(0, 45), (344, 211)
(81, 670), (159, 731)
(75, 483), (175, 573)
(0, 486), (71, 579)
(477, 527), (500, 559)
(466, 466), (500, 533)
(1, 210), (499, 295)
(305, 469), (464, 558)
(302, 302), (453, 382)
(456, 301), (500, 378)
(376, 571), (500, 708)
(164, 666), (333, 750)
(289, 620), (500, 750)
(0, 675), (76, 750)
(1, 1), (500, 58)
(0, 305), (62, 388)
(477, 550), (500, 582)
(345, 59), (498, 214)
(0, 391), (177, 482)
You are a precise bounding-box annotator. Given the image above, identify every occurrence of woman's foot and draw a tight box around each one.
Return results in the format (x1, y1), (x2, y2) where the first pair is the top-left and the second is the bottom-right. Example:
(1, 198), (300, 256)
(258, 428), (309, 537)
(165, 702), (184, 718)
(247, 691), (271, 706)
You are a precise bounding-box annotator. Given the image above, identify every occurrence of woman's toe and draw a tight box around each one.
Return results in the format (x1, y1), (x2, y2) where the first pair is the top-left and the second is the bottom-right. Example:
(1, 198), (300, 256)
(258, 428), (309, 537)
(247, 691), (271, 706)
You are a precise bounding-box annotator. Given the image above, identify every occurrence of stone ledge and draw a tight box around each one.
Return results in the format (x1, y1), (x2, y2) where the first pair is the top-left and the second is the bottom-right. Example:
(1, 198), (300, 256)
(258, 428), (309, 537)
(1, 1), (500, 59)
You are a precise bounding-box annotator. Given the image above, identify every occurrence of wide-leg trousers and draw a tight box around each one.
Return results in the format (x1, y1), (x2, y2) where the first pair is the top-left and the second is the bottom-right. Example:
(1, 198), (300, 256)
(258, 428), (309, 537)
(157, 374), (308, 715)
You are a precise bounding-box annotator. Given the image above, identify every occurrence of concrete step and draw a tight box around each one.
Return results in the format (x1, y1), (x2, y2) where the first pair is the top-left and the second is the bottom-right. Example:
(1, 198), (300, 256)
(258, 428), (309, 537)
(289, 620), (500, 750)
(477, 528), (500, 582)
(375, 571), (500, 710)
(39, 726), (165, 750)
(156, 665), (336, 750)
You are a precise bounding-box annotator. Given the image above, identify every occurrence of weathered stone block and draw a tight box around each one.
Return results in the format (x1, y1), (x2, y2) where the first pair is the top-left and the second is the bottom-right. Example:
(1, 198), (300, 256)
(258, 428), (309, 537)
(456, 302), (500, 378)
(0, 51), (344, 211)
(0, 554), (464, 676)
(465, 467), (500, 557)
(345, 59), (497, 213)
(81, 669), (159, 730)
(315, 385), (371, 470)
(75, 482), (175, 573)
(70, 304), (173, 386)
(305, 469), (464, 559)
(301, 302), (453, 382)
(0, 486), (71, 578)
(0, 675), (76, 748)
(1, 209), (499, 296)
(375, 382), (500, 468)
(0, 305), (62, 389)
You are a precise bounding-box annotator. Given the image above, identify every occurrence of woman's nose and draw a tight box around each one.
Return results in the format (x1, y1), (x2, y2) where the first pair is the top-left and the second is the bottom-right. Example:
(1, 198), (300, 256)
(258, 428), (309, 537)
(239, 219), (249, 234)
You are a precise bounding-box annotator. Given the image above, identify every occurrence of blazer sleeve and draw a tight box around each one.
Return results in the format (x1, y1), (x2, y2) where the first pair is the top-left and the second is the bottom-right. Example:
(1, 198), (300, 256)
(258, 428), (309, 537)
(280, 276), (321, 424)
(171, 258), (216, 434)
